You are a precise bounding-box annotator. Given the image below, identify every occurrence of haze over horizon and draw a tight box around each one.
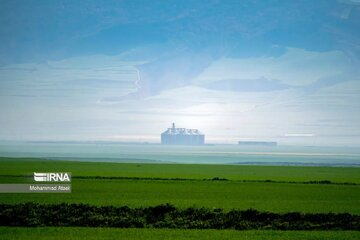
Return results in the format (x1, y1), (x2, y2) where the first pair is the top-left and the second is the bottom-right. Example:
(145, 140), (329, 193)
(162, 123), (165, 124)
(0, 0), (360, 146)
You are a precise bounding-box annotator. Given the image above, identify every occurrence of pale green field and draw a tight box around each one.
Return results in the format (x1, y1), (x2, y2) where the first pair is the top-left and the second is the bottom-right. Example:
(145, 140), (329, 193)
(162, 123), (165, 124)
(0, 158), (359, 213)
(0, 227), (359, 240)
(1, 158), (359, 239)
(1, 178), (359, 213)
(1, 157), (359, 182)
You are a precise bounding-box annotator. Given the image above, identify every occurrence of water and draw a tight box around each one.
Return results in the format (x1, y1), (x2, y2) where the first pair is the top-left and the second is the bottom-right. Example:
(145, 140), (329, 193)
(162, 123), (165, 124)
(0, 141), (359, 166)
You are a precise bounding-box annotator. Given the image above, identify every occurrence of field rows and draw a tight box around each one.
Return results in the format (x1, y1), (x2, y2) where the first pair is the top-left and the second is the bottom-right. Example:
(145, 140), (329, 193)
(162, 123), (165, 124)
(0, 159), (359, 213)
(1, 158), (360, 182)
(0, 158), (360, 239)
(0, 227), (359, 240)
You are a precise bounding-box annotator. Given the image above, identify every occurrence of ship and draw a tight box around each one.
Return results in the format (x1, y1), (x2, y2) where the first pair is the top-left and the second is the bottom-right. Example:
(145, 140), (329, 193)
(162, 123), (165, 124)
(161, 123), (205, 145)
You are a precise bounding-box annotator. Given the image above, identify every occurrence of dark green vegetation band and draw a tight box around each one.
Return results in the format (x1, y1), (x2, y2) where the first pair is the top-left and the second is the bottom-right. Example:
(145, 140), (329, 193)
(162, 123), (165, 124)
(0, 203), (359, 230)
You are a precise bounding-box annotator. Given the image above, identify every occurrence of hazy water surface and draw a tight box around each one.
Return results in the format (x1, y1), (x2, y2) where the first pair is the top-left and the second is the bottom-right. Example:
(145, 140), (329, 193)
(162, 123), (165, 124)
(0, 142), (359, 166)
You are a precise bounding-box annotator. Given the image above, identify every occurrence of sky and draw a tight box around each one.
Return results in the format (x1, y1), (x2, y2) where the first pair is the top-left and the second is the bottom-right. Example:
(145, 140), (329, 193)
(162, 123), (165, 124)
(0, 0), (360, 146)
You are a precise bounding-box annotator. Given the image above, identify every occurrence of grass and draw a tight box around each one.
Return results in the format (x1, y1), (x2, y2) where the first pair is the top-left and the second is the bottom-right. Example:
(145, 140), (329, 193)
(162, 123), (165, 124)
(0, 158), (359, 213)
(1, 157), (360, 183)
(1, 179), (359, 213)
(0, 227), (359, 240)
(0, 158), (359, 239)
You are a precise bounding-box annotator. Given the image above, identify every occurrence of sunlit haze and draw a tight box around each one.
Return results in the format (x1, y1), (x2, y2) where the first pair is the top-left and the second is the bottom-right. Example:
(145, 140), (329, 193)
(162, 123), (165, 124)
(0, 0), (360, 146)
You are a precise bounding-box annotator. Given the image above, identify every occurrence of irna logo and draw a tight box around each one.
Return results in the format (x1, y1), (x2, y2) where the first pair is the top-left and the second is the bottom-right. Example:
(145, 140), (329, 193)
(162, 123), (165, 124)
(34, 172), (71, 182)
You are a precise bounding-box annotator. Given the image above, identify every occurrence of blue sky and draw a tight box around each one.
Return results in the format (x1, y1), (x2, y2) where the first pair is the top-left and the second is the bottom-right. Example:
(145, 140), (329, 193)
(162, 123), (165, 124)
(0, 0), (360, 146)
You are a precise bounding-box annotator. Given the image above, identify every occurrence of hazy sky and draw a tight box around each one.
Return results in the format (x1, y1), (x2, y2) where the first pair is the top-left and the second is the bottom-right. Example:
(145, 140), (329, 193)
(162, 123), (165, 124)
(0, 0), (360, 146)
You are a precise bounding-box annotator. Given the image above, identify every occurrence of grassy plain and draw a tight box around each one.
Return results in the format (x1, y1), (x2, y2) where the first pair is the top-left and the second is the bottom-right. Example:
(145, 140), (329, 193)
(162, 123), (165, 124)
(1, 178), (360, 213)
(1, 157), (360, 182)
(0, 158), (359, 239)
(0, 227), (359, 240)
(0, 158), (359, 213)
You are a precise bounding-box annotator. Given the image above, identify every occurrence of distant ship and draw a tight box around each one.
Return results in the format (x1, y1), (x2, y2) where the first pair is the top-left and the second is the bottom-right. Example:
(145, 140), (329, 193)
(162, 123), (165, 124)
(161, 123), (205, 145)
(238, 141), (277, 146)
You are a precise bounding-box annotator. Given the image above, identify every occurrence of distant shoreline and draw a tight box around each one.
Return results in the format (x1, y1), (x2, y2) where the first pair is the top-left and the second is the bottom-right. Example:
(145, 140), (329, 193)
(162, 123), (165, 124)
(1, 142), (359, 167)
(1, 156), (359, 167)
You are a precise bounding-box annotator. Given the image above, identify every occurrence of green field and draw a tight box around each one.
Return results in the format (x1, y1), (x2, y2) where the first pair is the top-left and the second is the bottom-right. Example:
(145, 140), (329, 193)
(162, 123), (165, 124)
(1, 157), (360, 182)
(1, 158), (359, 239)
(1, 179), (360, 213)
(0, 227), (358, 240)
(0, 158), (359, 213)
